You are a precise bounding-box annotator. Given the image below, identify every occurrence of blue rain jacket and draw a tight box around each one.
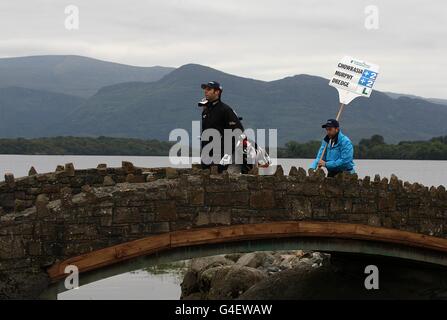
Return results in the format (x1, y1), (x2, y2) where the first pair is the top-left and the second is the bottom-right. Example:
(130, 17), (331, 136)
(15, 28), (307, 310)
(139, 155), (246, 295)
(310, 130), (355, 173)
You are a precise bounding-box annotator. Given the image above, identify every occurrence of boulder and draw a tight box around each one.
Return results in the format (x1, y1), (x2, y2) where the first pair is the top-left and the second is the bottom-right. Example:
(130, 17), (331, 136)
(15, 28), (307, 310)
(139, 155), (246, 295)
(103, 176), (116, 186)
(236, 252), (274, 269)
(180, 270), (199, 298)
(190, 255), (234, 273)
(207, 265), (267, 299)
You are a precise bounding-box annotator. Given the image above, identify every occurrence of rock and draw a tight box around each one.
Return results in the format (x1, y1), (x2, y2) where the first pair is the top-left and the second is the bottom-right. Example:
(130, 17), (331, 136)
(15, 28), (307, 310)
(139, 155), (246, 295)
(266, 266), (280, 274)
(182, 292), (202, 300)
(64, 163), (75, 176)
(278, 254), (300, 269)
(274, 165), (284, 176)
(297, 167), (307, 179)
(55, 165), (64, 172)
(122, 161), (135, 174)
(180, 256), (236, 299)
(35, 194), (49, 217)
(146, 173), (157, 182)
(224, 253), (244, 262)
(180, 251), (326, 300)
(190, 255), (234, 273)
(250, 190), (275, 209)
(97, 163), (107, 174)
(198, 266), (222, 293)
(0, 269), (50, 299)
(126, 174), (145, 183)
(81, 184), (93, 193)
(4, 173), (15, 188)
(28, 167), (37, 176)
(248, 166), (258, 175)
(210, 166), (219, 175)
(288, 166), (298, 176)
(239, 254), (447, 300)
(60, 187), (72, 206)
(236, 252), (274, 269)
(165, 167), (178, 179)
(103, 176), (116, 186)
(207, 265), (267, 299)
(239, 263), (336, 300)
(180, 270), (199, 298)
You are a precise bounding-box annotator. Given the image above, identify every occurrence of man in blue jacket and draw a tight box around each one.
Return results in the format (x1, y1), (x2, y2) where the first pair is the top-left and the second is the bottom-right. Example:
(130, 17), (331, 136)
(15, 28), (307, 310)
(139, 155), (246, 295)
(310, 119), (355, 177)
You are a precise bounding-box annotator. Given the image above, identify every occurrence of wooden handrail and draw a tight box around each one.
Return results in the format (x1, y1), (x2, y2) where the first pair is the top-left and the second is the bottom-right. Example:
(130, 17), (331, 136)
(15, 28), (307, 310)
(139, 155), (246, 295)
(47, 221), (447, 281)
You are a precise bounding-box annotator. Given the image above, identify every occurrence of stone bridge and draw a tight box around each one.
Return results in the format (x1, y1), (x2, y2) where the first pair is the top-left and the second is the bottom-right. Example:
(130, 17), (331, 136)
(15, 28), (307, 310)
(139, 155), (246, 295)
(1, 162), (447, 299)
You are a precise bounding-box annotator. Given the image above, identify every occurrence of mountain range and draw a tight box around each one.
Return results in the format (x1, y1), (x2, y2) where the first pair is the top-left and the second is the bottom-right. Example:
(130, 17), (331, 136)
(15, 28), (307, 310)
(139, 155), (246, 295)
(0, 55), (174, 97)
(0, 55), (446, 145)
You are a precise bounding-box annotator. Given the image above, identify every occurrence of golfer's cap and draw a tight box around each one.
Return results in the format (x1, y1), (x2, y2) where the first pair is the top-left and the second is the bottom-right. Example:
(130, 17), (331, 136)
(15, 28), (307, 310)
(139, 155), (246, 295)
(201, 81), (223, 91)
(322, 119), (339, 128)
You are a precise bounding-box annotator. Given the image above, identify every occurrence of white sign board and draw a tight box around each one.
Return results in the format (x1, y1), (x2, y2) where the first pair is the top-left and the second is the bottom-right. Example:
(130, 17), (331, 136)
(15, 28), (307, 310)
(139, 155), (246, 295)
(329, 56), (379, 104)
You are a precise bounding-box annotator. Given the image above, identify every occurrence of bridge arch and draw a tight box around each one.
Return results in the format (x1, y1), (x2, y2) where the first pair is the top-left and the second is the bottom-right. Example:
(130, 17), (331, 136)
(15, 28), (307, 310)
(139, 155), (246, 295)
(1, 163), (446, 299)
(44, 221), (447, 298)
(48, 221), (447, 281)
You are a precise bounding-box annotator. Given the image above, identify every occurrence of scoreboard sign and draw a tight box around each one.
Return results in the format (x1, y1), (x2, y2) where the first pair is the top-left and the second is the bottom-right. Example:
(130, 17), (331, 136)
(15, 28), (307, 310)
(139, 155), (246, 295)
(329, 56), (380, 104)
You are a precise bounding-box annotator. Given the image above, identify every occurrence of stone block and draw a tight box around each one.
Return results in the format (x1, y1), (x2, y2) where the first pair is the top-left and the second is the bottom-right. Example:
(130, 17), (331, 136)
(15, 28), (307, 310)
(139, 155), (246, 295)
(250, 190), (275, 209)
(155, 201), (177, 221)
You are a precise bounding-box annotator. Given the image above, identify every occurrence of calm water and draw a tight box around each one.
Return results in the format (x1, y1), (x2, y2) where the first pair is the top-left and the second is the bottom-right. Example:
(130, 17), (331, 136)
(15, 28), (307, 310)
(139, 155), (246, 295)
(58, 269), (184, 300)
(1, 155), (446, 299)
(1, 155), (446, 187)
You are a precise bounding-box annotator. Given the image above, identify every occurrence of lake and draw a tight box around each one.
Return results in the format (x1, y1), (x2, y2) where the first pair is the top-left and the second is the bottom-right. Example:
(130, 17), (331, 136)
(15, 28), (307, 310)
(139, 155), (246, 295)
(1, 155), (446, 299)
(1, 155), (446, 187)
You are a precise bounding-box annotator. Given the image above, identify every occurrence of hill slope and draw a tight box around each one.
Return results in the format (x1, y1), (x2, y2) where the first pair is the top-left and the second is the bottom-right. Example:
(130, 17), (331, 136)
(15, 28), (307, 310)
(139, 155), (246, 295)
(0, 55), (174, 97)
(56, 64), (447, 144)
(0, 87), (85, 138)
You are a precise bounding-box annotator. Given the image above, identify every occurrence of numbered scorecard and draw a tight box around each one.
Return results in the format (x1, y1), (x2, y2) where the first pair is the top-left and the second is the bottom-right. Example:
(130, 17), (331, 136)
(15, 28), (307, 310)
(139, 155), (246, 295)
(329, 56), (379, 104)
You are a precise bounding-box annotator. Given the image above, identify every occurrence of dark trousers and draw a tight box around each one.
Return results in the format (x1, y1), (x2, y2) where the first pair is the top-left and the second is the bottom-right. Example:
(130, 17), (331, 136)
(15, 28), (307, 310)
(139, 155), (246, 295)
(201, 163), (252, 174)
(201, 163), (227, 173)
(327, 169), (353, 178)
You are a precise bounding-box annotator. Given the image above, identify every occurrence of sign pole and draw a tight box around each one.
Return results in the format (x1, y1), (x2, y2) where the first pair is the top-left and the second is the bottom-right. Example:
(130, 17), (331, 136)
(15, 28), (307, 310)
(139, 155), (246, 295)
(316, 56), (380, 169)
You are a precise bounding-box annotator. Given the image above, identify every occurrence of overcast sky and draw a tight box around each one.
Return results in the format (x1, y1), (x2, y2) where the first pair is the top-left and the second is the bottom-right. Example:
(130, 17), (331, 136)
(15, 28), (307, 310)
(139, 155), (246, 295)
(0, 0), (445, 98)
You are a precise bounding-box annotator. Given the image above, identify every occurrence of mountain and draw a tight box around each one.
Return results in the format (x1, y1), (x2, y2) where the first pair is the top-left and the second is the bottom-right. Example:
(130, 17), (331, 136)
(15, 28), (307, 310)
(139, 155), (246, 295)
(0, 55), (174, 97)
(0, 87), (85, 137)
(52, 64), (447, 144)
(385, 92), (447, 106)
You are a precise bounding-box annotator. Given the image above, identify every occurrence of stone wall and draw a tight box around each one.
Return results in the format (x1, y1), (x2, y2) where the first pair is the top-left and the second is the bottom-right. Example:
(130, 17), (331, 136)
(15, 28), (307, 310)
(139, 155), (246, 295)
(0, 162), (446, 299)
(0, 162), (168, 214)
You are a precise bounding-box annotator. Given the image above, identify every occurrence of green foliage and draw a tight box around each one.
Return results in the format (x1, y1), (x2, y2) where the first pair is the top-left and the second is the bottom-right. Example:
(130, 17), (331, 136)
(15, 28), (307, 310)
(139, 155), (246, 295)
(277, 140), (322, 158)
(279, 134), (447, 160)
(2, 134), (447, 160)
(0, 136), (174, 156)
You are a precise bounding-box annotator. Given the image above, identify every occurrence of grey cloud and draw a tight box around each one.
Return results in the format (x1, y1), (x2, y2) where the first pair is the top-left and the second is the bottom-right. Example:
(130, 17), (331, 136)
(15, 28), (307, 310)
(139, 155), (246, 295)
(0, 0), (445, 98)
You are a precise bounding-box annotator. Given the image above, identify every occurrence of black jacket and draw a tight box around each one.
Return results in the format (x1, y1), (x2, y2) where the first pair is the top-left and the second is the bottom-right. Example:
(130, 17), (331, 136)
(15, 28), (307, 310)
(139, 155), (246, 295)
(201, 99), (244, 164)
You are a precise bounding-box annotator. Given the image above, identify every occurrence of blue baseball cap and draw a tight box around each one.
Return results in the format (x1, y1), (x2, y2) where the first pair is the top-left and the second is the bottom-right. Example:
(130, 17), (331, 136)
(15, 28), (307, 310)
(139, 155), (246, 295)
(322, 119), (339, 128)
(201, 81), (223, 91)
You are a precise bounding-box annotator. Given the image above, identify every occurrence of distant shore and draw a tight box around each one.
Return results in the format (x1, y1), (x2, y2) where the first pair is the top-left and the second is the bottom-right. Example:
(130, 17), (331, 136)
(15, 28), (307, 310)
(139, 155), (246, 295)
(1, 134), (447, 160)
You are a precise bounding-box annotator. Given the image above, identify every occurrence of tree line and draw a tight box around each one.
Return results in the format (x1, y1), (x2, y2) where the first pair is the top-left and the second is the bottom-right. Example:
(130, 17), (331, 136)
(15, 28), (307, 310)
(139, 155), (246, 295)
(0, 136), (174, 156)
(1, 135), (447, 160)
(278, 134), (447, 160)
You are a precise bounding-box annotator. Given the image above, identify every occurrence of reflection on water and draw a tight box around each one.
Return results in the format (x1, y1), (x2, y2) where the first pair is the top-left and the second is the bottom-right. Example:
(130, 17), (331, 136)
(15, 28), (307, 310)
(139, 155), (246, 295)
(58, 262), (188, 300)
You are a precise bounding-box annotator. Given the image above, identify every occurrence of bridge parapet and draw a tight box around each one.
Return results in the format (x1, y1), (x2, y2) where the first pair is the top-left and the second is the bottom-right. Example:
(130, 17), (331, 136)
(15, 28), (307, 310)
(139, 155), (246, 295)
(0, 162), (186, 214)
(0, 163), (446, 299)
